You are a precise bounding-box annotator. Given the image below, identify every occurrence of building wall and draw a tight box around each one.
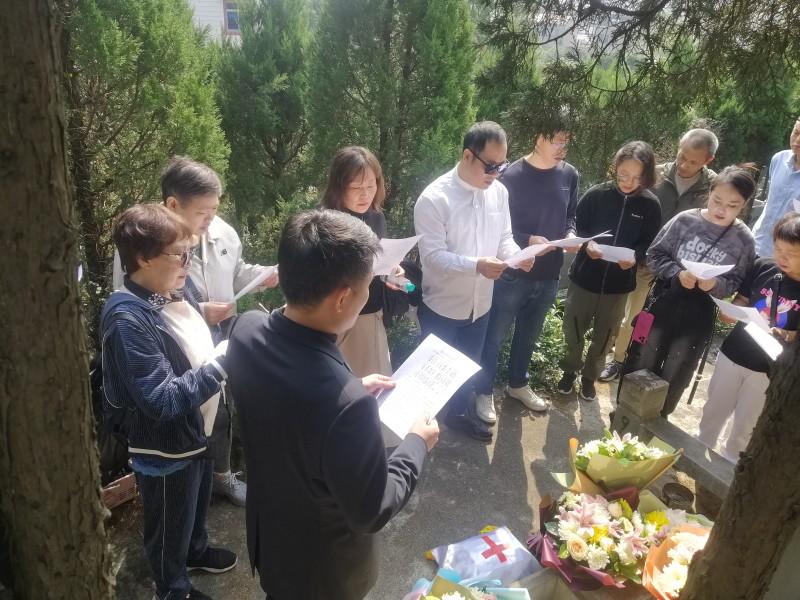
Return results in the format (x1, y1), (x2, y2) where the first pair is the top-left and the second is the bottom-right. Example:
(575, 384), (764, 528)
(187, 0), (239, 43)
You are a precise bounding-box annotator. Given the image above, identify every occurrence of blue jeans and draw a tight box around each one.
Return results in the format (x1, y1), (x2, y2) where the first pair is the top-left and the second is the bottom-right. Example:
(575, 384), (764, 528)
(476, 274), (559, 395)
(135, 458), (212, 598)
(417, 302), (490, 417)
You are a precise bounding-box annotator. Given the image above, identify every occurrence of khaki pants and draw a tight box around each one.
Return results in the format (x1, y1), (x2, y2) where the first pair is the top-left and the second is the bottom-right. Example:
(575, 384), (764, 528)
(613, 266), (655, 363)
(337, 310), (392, 378)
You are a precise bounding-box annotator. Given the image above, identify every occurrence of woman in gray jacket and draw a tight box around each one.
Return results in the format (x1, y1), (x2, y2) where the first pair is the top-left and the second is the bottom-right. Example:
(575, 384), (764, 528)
(622, 166), (757, 418)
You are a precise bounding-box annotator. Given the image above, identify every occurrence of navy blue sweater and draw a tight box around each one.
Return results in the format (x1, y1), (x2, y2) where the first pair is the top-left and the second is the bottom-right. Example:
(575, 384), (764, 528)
(100, 278), (225, 461)
(501, 158), (579, 280)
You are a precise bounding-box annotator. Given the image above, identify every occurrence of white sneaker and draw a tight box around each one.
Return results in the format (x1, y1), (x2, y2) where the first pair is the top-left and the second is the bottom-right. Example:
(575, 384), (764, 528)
(507, 385), (549, 412)
(213, 470), (247, 507)
(475, 394), (497, 425)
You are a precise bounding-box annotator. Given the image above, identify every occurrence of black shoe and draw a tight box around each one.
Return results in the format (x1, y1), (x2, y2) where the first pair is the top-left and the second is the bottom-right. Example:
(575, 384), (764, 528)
(187, 546), (237, 574)
(598, 361), (623, 382)
(557, 372), (576, 395)
(444, 412), (493, 443)
(580, 378), (597, 401)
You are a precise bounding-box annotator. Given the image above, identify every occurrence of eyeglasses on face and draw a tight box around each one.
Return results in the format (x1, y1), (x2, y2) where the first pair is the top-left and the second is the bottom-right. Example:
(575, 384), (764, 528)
(161, 247), (195, 268)
(616, 173), (643, 184)
(469, 149), (509, 176)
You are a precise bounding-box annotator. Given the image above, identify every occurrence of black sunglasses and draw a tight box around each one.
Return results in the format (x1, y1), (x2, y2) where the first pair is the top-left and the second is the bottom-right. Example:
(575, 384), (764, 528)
(469, 149), (509, 176)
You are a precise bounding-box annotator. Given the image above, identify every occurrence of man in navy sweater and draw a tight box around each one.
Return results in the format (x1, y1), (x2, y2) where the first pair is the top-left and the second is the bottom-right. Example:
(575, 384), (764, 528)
(475, 114), (580, 424)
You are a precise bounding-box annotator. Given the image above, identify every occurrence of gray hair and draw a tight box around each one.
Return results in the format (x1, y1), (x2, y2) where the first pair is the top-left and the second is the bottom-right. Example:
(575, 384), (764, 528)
(679, 128), (719, 157)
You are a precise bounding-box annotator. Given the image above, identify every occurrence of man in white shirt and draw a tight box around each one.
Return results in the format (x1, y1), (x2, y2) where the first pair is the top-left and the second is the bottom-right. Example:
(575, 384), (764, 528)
(414, 122), (534, 442)
(113, 157), (278, 506)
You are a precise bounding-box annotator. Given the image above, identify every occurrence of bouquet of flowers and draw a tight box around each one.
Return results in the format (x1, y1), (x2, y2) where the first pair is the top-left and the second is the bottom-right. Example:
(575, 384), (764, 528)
(528, 488), (679, 591)
(553, 432), (682, 493)
(643, 524), (711, 599)
(402, 571), (531, 600)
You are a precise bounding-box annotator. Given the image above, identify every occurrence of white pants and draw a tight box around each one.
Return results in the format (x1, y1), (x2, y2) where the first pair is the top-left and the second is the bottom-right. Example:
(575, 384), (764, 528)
(697, 351), (769, 463)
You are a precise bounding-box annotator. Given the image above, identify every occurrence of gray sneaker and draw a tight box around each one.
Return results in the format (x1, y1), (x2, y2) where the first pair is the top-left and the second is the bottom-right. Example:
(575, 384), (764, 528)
(212, 471), (246, 507)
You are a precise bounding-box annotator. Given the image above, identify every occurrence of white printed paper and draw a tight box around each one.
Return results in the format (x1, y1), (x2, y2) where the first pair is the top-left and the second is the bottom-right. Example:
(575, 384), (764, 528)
(504, 243), (551, 269)
(596, 244), (635, 264)
(680, 259), (735, 280)
(711, 297), (770, 331)
(548, 231), (612, 249)
(233, 266), (277, 301)
(376, 334), (481, 438)
(504, 231), (613, 268)
(744, 322), (783, 360)
(373, 235), (422, 276)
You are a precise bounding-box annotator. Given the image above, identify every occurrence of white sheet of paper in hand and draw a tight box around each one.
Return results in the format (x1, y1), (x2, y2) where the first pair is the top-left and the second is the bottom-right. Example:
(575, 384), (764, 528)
(504, 243), (551, 269)
(233, 266), (277, 301)
(373, 235), (422, 276)
(744, 322), (783, 360)
(711, 297), (770, 331)
(376, 334), (481, 438)
(596, 244), (635, 264)
(548, 230), (612, 249)
(680, 259), (735, 280)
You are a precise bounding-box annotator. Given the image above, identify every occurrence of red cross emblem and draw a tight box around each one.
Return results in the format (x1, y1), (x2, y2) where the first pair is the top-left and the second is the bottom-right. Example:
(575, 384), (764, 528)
(480, 535), (509, 563)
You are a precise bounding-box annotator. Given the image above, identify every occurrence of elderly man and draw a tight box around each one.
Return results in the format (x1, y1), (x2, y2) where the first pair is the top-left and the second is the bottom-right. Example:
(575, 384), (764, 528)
(600, 128), (718, 381)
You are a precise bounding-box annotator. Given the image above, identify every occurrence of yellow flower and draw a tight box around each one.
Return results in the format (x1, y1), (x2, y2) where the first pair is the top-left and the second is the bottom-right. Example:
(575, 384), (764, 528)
(589, 526), (609, 545)
(645, 510), (670, 531)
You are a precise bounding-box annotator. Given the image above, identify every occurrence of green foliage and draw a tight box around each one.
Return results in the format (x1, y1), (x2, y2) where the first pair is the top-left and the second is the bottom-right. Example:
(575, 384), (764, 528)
(386, 316), (422, 370)
(694, 75), (800, 170)
(308, 0), (476, 235)
(235, 189), (318, 312)
(67, 0), (229, 335)
(217, 0), (311, 230)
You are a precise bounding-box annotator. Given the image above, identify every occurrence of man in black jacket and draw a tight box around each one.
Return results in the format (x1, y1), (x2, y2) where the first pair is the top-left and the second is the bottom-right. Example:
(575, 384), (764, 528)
(227, 209), (439, 600)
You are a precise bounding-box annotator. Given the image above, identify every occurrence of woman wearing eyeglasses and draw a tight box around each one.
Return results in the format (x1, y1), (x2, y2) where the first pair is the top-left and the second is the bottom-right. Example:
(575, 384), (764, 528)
(101, 204), (236, 599)
(320, 146), (398, 378)
(558, 141), (662, 401)
(623, 166), (756, 419)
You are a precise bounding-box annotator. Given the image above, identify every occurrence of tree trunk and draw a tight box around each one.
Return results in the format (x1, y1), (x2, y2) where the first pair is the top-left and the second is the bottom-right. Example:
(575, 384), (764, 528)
(0, 1), (114, 598)
(682, 341), (800, 599)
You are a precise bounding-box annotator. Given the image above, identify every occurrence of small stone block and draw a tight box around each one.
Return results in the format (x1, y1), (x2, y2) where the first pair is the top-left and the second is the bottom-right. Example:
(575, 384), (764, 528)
(618, 369), (668, 419)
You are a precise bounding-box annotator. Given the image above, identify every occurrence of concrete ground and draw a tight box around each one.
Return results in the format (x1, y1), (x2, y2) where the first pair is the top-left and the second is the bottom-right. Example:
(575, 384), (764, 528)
(111, 347), (723, 600)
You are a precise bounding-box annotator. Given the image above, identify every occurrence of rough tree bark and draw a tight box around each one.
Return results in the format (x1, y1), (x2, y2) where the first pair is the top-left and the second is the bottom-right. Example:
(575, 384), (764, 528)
(682, 341), (800, 599)
(0, 1), (114, 598)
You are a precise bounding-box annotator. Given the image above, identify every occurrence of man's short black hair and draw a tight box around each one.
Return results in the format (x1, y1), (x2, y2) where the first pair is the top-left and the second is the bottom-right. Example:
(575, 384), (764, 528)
(535, 105), (574, 140)
(161, 155), (222, 203)
(462, 121), (507, 155)
(278, 209), (380, 307)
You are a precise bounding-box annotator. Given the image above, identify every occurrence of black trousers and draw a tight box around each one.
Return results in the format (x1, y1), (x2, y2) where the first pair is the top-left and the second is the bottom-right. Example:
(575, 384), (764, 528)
(624, 285), (715, 417)
(135, 458), (212, 598)
(206, 387), (232, 473)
